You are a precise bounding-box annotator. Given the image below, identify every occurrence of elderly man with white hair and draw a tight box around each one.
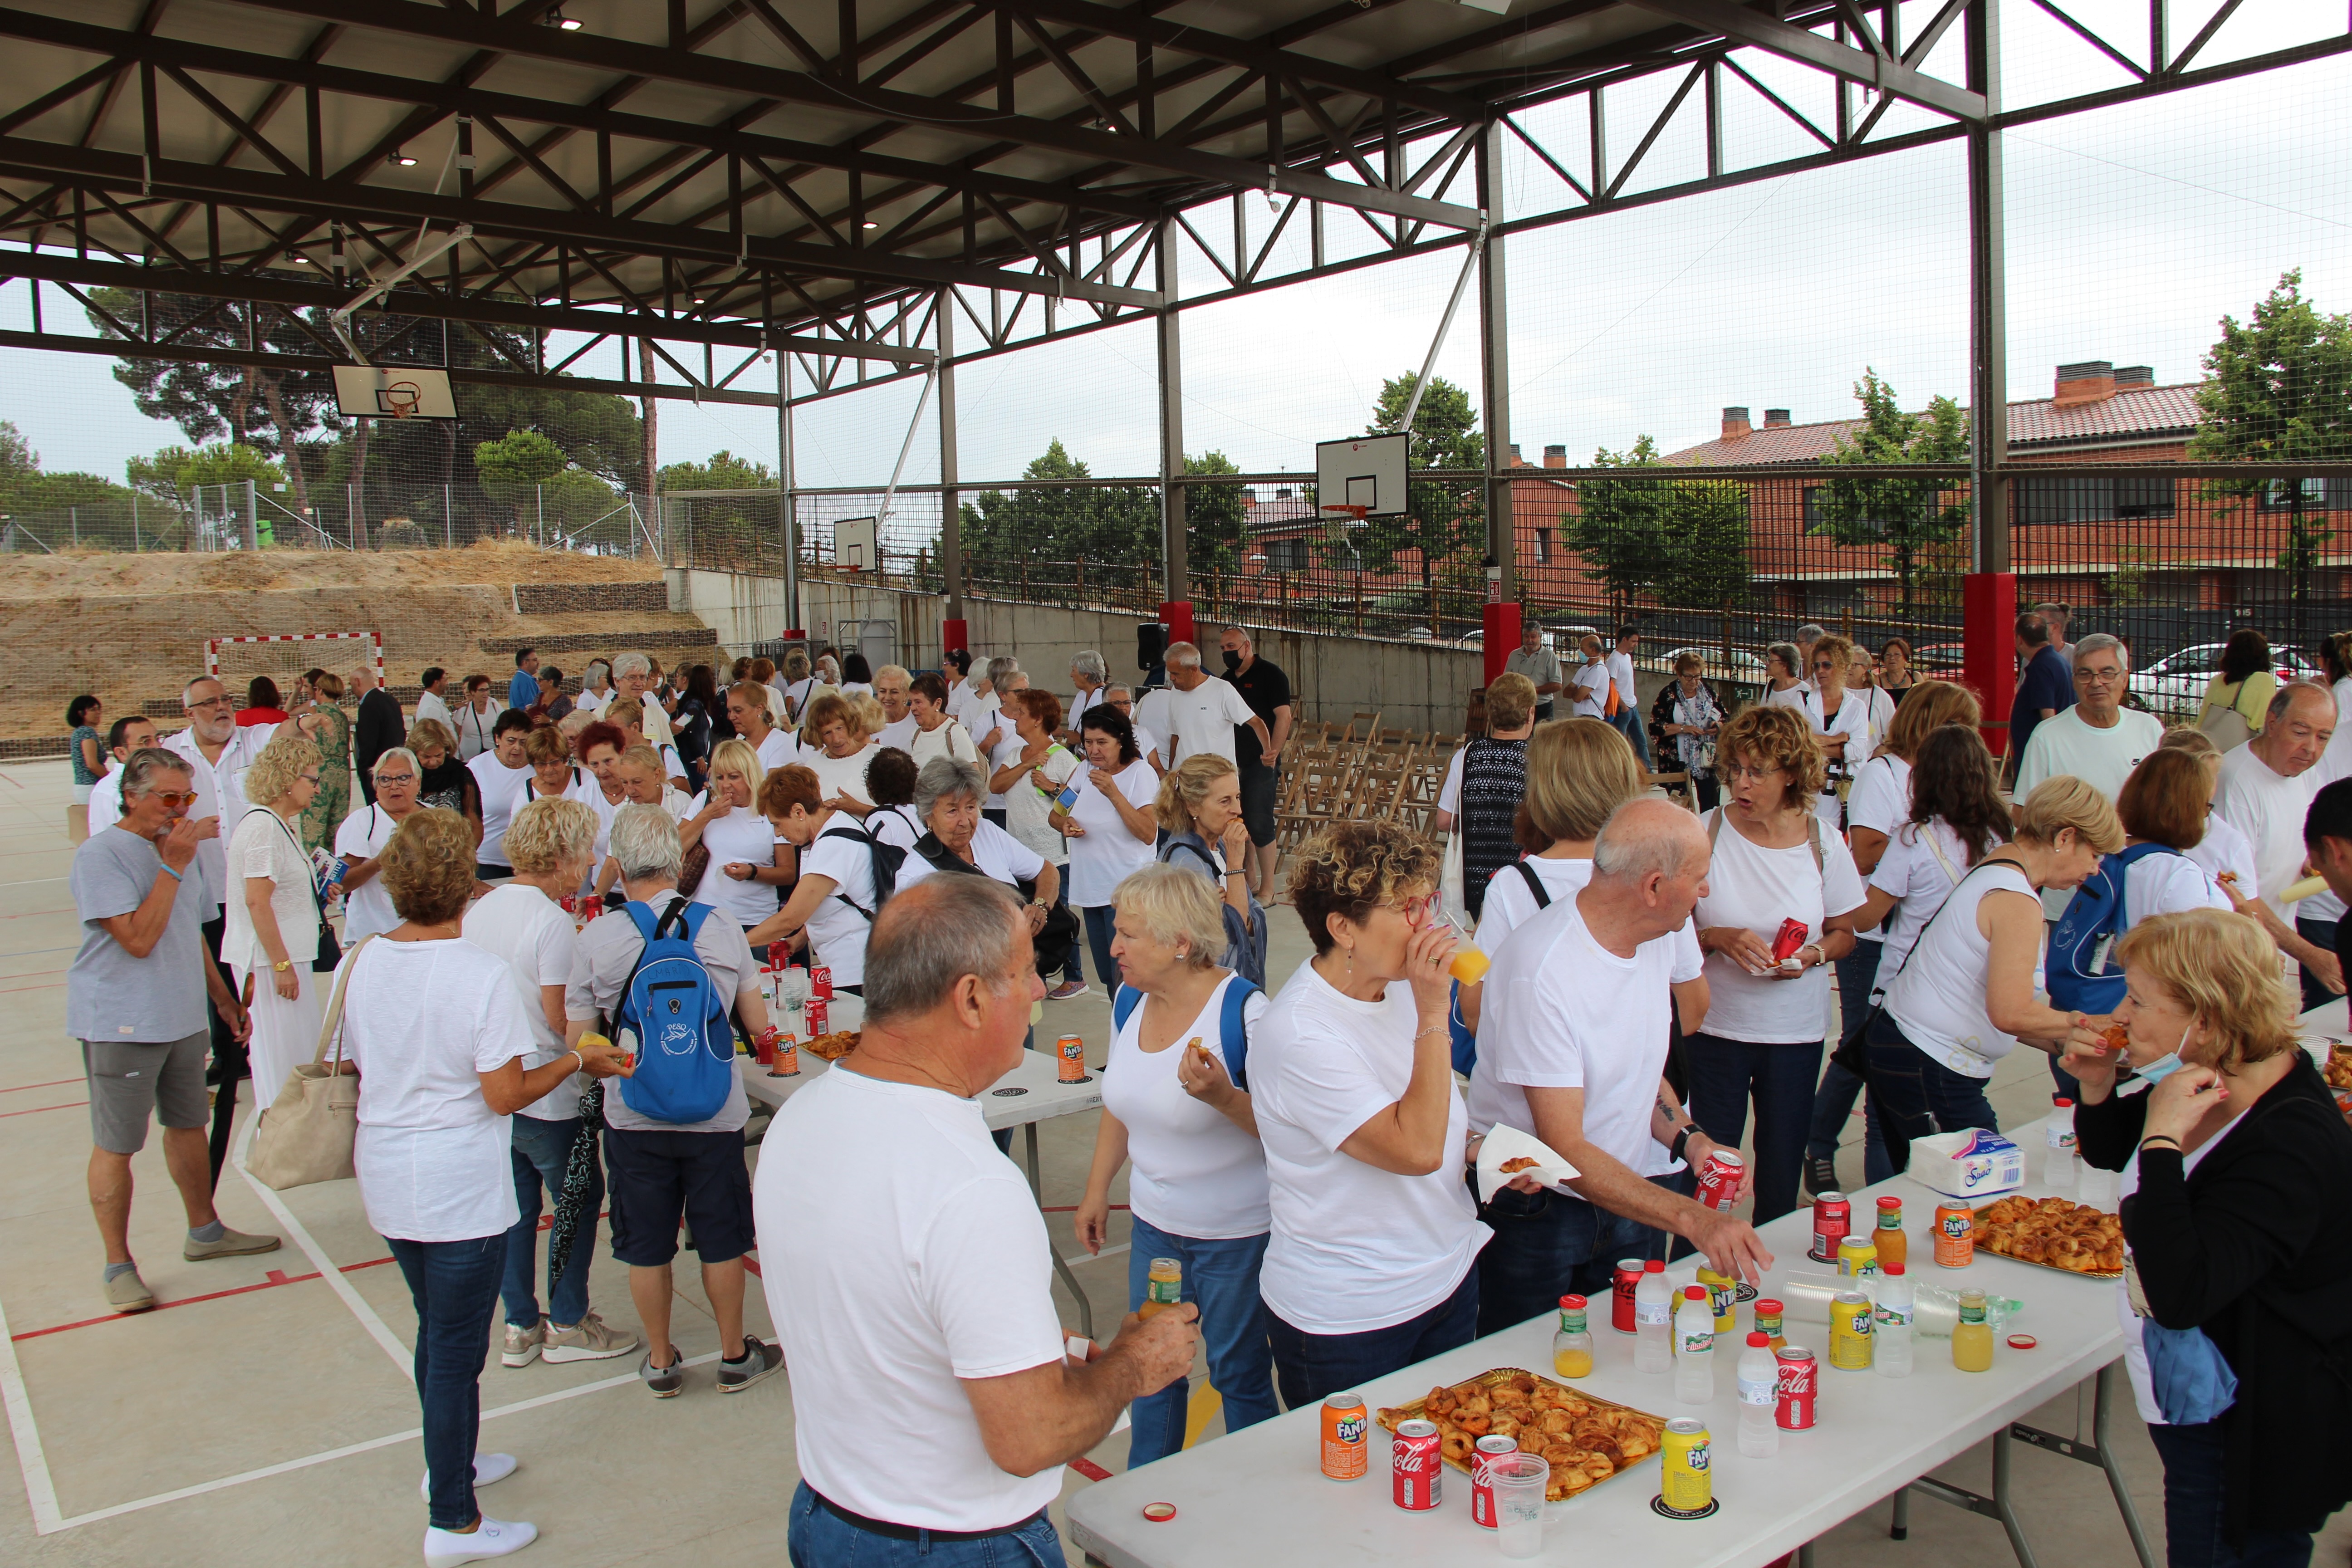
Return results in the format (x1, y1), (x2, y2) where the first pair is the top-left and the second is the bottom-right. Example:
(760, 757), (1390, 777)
(1468, 798), (1769, 1334)
(612, 653), (689, 787)
(1068, 650), (1110, 733)
(565, 803), (783, 1400)
(2215, 680), (2344, 1008)
(755, 875), (1198, 1563)
(1135, 642), (1267, 772)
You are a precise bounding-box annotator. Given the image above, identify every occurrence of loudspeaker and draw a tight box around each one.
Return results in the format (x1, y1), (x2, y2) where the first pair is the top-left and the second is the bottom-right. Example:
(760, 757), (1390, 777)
(1137, 621), (1168, 673)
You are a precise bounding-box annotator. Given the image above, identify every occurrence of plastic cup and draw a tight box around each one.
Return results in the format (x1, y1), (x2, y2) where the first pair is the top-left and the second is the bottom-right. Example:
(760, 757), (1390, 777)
(1449, 945), (1492, 985)
(1489, 1453), (1547, 1558)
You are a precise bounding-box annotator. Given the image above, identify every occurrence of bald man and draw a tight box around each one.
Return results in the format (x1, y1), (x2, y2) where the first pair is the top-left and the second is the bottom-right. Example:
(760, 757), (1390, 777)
(2215, 680), (2343, 1009)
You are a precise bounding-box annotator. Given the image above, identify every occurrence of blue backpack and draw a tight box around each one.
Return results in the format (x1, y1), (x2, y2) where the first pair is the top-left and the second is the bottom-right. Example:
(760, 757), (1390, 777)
(611, 899), (737, 1124)
(1111, 978), (1260, 1089)
(2047, 842), (2181, 1013)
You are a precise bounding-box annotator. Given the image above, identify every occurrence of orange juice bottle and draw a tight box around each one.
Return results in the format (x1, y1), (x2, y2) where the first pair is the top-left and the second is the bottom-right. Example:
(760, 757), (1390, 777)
(1137, 1256), (1181, 1318)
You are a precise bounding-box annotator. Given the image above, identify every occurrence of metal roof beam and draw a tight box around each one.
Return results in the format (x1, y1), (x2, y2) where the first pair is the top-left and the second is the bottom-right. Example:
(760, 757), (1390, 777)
(1622, 0), (1987, 120)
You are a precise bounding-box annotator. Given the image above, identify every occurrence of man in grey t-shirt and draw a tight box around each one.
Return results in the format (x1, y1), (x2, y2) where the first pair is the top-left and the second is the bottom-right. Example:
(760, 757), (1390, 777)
(69, 749), (278, 1313)
(1504, 621), (1565, 721)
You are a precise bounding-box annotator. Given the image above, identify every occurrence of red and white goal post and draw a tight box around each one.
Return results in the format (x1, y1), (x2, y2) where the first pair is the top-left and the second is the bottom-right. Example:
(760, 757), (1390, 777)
(205, 631), (384, 694)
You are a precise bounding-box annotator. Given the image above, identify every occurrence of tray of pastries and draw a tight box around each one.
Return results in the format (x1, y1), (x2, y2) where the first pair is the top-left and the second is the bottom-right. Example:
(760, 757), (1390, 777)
(1377, 1369), (1665, 1502)
(804, 1030), (861, 1061)
(2323, 1041), (2352, 1092)
(1973, 1194), (2123, 1277)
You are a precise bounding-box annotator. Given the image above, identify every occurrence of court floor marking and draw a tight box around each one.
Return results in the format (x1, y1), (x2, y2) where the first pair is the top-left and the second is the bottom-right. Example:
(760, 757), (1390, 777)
(228, 1115), (415, 1378)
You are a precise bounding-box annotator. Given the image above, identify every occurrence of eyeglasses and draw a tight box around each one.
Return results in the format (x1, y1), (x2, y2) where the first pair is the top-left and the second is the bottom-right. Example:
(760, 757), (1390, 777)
(375, 773), (416, 785)
(186, 696), (231, 711)
(1725, 763), (1783, 782)
(146, 790), (199, 807)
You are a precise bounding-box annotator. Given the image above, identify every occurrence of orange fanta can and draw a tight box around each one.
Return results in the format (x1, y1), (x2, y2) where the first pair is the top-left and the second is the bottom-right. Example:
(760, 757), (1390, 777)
(1321, 1391), (1369, 1480)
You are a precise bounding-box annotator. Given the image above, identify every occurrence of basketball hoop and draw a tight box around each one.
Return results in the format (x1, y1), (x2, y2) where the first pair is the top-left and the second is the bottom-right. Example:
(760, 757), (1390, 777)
(1320, 502), (1368, 542)
(381, 382), (422, 419)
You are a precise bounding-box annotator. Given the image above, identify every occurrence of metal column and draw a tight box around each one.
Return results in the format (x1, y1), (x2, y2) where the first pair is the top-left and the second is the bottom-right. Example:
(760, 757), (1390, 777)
(938, 288), (968, 656)
(778, 349), (802, 638)
(1475, 118), (1519, 684)
(1961, 0), (2014, 738)
(1155, 216), (1193, 645)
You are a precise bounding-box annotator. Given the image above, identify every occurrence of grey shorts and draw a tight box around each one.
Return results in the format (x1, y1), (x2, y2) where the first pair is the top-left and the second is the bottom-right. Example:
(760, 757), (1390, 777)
(83, 1032), (211, 1154)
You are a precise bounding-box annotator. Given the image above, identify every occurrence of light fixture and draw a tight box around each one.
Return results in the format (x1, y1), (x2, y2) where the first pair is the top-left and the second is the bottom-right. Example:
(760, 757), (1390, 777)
(861, 220), (878, 230)
(391, 148), (418, 167)
(550, 8), (583, 28)
(290, 254), (310, 264)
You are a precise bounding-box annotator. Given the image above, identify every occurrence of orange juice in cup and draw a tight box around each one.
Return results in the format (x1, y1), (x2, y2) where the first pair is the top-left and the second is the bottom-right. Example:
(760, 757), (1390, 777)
(1448, 945), (1491, 985)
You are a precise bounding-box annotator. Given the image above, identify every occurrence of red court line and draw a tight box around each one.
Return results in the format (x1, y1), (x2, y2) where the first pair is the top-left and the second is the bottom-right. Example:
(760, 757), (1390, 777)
(0, 1099), (86, 1119)
(11, 1256), (400, 1341)
(1068, 1457), (1113, 1482)
(0, 1077), (83, 1094)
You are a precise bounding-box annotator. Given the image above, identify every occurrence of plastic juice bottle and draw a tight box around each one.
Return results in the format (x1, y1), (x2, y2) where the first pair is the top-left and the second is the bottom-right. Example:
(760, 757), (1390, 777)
(1872, 1196), (1906, 1274)
(1952, 1288), (1995, 1372)
(1873, 1266), (1915, 1378)
(2045, 1098), (2079, 1189)
(1137, 1256), (1182, 1318)
(1634, 1260), (1673, 1373)
(1552, 1295), (1594, 1378)
(1736, 1332), (1779, 1457)
(1673, 1286), (1716, 1404)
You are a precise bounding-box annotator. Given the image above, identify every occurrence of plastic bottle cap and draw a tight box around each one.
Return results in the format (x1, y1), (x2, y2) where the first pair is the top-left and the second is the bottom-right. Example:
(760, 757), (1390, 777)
(1142, 1502), (1178, 1522)
(2007, 1334), (2039, 1350)
(1747, 1331), (1770, 1347)
(1645, 1259), (1666, 1273)
(1685, 1285), (1708, 1300)
(1560, 1294), (1587, 1309)
(1882, 1264), (1905, 1276)
(2053, 1096), (2074, 1107)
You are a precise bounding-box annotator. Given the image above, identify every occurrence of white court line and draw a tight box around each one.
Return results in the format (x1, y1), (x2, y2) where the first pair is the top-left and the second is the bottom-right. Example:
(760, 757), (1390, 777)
(230, 1114), (416, 1378)
(0, 878), (65, 888)
(0, 1278), (66, 1534)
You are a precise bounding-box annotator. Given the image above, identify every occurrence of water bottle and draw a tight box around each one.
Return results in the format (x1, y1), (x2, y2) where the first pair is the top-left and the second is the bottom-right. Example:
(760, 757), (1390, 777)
(2044, 1098), (2078, 1189)
(1673, 1286), (1716, 1404)
(1910, 1284), (2022, 1338)
(1736, 1332), (1779, 1456)
(1873, 1266), (1915, 1378)
(1633, 1260), (1673, 1374)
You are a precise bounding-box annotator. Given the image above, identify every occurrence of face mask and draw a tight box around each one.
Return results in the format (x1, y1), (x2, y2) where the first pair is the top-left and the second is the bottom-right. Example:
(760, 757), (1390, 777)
(2134, 1018), (2199, 1085)
(1221, 649), (1243, 673)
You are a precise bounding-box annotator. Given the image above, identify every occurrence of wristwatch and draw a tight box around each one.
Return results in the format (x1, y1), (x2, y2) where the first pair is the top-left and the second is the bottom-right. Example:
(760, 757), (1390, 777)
(271, 959), (293, 973)
(1668, 1125), (1695, 1166)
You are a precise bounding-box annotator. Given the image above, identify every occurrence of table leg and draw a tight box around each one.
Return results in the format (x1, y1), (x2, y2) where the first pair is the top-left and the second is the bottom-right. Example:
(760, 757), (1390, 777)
(1798, 1543), (1814, 1568)
(2007, 1362), (2156, 1568)
(1024, 1121), (1094, 1341)
(1903, 1427), (2036, 1568)
(1891, 1485), (1910, 1542)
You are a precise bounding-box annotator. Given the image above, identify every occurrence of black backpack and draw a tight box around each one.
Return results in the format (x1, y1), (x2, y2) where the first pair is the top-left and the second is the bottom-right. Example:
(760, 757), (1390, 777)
(818, 820), (908, 920)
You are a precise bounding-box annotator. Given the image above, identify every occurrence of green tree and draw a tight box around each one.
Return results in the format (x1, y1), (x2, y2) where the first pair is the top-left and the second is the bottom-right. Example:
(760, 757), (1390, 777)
(2188, 270), (2352, 644)
(1656, 480), (1753, 614)
(0, 422), (138, 536)
(657, 451), (778, 491)
(1565, 437), (1672, 619)
(656, 450), (779, 568)
(1352, 372), (1486, 629)
(127, 443), (286, 503)
(957, 440), (1157, 603)
(1185, 450), (1247, 612)
(474, 428), (620, 539)
(1808, 370), (1970, 610)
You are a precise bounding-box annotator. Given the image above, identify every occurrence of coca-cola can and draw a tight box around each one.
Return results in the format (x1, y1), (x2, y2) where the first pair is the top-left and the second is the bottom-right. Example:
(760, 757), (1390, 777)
(1391, 1420), (1442, 1510)
(1695, 1148), (1746, 1212)
(1612, 1258), (1644, 1334)
(805, 997), (829, 1037)
(1469, 1435), (1519, 1527)
(1775, 1345), (1818, 1431)
(810, 964), (834, 1001)
(1810, 1192), (1851, 1264)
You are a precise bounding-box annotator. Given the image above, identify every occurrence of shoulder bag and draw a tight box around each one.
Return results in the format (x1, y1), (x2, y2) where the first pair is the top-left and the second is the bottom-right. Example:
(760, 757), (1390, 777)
(269, 809), (343, 973)
(247, 935), (376, 1191)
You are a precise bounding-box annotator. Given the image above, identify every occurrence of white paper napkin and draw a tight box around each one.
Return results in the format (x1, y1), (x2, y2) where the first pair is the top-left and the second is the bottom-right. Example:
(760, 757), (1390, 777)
(1477, 1123), (1580, 1204)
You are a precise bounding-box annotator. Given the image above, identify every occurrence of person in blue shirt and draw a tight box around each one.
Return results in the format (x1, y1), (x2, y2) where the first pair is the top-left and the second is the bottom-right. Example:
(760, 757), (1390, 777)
(507, 648), (540, 712)
(2008, 613), (2073, 779)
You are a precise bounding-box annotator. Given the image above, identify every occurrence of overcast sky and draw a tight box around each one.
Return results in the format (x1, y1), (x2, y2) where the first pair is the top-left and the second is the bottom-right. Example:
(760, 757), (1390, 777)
(5, 0), (2344, 494)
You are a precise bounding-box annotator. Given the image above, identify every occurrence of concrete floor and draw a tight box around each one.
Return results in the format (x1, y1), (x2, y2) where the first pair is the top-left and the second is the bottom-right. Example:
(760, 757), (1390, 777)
(3, 757), (2343, 1568)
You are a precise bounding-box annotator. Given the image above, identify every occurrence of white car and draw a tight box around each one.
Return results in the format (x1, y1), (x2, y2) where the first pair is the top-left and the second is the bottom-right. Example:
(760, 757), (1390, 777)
(2129, 643), (2318, 718)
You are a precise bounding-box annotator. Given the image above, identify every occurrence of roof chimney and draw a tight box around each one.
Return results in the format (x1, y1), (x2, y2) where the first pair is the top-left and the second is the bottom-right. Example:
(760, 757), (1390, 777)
(1544, 444), (1566, 469)
(2113, 365), (2154, 387)
(1763, 408), (1791, 428)
(1722, 406), (1751, 440)
(1509, 443), (1524, 466)
(2054, 360), (2117, 406)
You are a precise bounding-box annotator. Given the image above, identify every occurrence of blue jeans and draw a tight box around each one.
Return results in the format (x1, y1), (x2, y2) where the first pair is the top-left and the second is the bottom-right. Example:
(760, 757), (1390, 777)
(1863, 1015), (1999, 1185)
(502, 1114), (598, 1328)
(1266, 1266), (1478, 1410)
(1683, 1031), (1821, 1224)
(2296, 916), (2339, 1014)
(1124, 1216), (1277, 1468)
(1472, 1172), (1677, 1338)
(2146, 1421), (2315, 1568)
(1081, 905), (1119, 993)
(1809, 942), (1885, 1169)
(1611, 708), (1653, 769)
(786, 1482), (1061, 1568)
(386, 1232), (506, 1531)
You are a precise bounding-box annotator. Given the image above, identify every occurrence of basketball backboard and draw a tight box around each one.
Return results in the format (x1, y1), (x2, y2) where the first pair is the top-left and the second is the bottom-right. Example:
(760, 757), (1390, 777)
(1315, 432), (1410, 518)
(834, 515), (879, 571)
(332, 365), (457, 420)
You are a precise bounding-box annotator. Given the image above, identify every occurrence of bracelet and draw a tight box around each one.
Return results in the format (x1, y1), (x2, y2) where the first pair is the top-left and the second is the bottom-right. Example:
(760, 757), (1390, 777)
(2139, 1135), (2182, 1152)
(158, 862), (185, 882)
(569, 1049), (586, 1074)
(1413, 1023), (1449, 1042)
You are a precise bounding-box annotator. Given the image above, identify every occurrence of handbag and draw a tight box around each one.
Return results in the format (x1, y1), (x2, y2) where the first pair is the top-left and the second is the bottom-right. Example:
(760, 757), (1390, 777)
(2197, 679), (2258, 751)
(270, 810), (342, 973)
(246, 935), (375, 1191)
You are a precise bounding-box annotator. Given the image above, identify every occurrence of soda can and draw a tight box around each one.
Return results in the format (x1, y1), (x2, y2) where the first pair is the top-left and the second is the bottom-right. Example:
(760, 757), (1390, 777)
(1828, 1291), (1874, 1371)
(1660, 1419), (1713, 1514)
(1057, 1034), (1086, 1083)
(1696, 1266), (1736, 1333)
(1836, 1234), (1880, 1279)
(805, 997), (829, 1037)
(1612, 1259), (1644, 1334)
(1321, 1392), (1369, 1480)
(1810, 1191), (1851, 1264)
(1694, 1148), (1745, 1212)
(1391, 1420), (1442, 1511)
(809, 964), (834, 1001)
(772, 1035), (800, 1077)
(1935, 1201), (1976, 1268)
(1770, 916), (1810, 963)
(1470, 1435), (1519, 1528)
(1774, 1346), (1818, 1430)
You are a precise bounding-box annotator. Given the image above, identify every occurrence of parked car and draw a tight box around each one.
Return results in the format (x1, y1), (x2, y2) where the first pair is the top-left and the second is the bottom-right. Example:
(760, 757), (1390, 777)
(2129, 643), (2320, 717)
(1663, 646), (1769, 687)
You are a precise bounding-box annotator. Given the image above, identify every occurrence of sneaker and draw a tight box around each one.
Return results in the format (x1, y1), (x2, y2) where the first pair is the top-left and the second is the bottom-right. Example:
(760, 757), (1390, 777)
(716, 1336), (784, 1394)
(421, 1514), (536, 1567)
(420, 1452), (517, 1501)
(105, 1267), (155, 1314)
(500, 1321), (544, 1368)
(1804, 1156), (1840, 1197)
(1047, 980), (1088, 1001)
(542, 1313), (639, 1364)
(182, 1226), (282, 1262)
(639, 1344), (685, 1398)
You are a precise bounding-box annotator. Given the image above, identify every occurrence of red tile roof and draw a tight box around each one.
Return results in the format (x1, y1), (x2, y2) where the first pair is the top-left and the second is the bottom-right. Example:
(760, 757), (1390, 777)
(1660, 382), (2203, 466)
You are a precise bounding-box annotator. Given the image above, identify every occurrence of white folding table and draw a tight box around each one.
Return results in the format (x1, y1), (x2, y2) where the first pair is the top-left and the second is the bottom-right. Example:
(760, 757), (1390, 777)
(1068, 1112), (2155, 1568)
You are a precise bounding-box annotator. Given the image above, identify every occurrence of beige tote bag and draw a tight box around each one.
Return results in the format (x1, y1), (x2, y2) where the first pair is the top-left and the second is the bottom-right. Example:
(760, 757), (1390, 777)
(246, 935), (376, 1191)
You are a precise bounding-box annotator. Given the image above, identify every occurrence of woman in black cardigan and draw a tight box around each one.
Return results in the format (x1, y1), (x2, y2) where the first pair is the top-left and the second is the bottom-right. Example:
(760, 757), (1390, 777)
(2064, 908), (2352, 1568)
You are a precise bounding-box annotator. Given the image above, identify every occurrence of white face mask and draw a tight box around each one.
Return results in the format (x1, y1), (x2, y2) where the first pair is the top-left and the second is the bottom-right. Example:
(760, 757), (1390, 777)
(2134, 1016), (2199, 1085)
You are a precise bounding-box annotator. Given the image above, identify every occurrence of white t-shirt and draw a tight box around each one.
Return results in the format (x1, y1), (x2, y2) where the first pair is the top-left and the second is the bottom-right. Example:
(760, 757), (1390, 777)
(334, 804), (404, 943)
(1692, 811), (1866, 1043)
(945, 678), (986, 729)
(877, 715), (918, 753)
(1467, 892), (1700, 1181)
(1251, 962), (1486, 1335)
(1474, 857), (1704, 988)
(982, 724), (1018, 812)
(2213, 745), (2318, 925)
(221, 807), (318, 973)
(1570, 663), (1612, 719)
(805, 742), (878, 806)
(1437, 748), (1466, 816)
(1064, 759), (1159, 907)
(754, 728), (803, 774)
(2184, 813), (2260, 904)
(1069, 686), (1107, 727)
(575, 686), (613, 720)
(1764, 682), (1812, 710)
(341, 938), (533, 1242)
(838, 681), (874, 699)
(868, 803), (924, 853)
(2123, 848), (2234, 924)
(2014, 706), (2166, 916)
(1844, 754), (1912, 945)
(1868, 819), (1975, 982)
(1000, 743), (1082, 867)
(1104, 975), (1273, 1240)
(799, 824), (884, 987)
(2305, 689), (2352, 922)
(1884, 861), (2040, 1078)
(468, 752), (531, 868)
(1605, 649), (1638, 714)
(755, 1067), (1066, 1533)
(451, 701), (499, 761)
(894, 820), (1044, 892)
(699, 806), (780, 929)
(414, 689), (454, 735)
(907, 717), (981, 769)
(1149, 676), (1255, 768)
(461, 884), (583, 1121)
(1800, 686), (1880, 829)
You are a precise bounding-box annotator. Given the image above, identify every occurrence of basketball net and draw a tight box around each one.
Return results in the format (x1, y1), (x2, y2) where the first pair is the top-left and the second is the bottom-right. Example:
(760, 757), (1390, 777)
(1320, 502), (1368, 543)
(383, 382), (421, 419)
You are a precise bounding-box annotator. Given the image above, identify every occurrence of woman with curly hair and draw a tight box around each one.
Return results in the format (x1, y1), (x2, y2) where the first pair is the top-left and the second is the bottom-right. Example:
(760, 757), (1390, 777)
(223, 729), (326, 1111)
(1251, 821), (1523, 1401)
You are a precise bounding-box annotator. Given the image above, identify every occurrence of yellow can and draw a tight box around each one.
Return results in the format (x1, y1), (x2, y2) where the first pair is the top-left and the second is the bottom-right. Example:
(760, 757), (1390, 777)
(1660, 1419), (1713, 1513)
(1828, 1290), (1874, 1371)
(1836, 1234), (1879, 1279)
(1695, 1266), (1735, 1333)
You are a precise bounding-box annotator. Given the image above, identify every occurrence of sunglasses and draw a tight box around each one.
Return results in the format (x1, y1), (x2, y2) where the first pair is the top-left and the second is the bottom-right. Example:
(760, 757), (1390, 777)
(148, 790), (200, 808)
